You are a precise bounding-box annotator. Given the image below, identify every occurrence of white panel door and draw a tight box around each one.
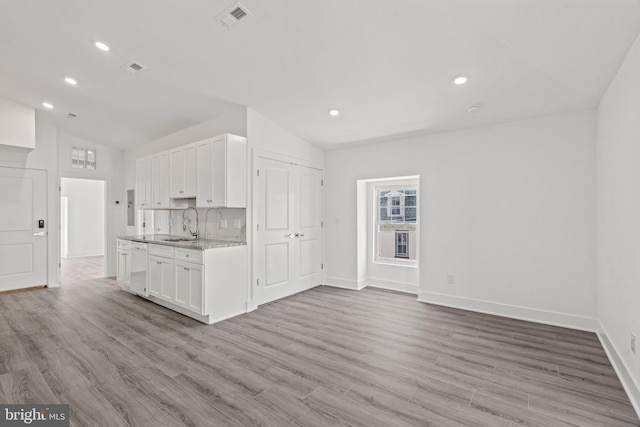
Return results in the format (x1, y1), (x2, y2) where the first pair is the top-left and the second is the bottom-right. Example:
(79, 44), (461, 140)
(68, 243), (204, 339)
(295, 167), (323, 290)
(255, 157), (322, 306)
(0, 167), (47, 291)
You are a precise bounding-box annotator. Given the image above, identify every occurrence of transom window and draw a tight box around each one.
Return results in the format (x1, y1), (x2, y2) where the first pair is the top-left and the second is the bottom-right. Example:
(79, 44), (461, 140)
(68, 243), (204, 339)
(72, 147), (97, 170)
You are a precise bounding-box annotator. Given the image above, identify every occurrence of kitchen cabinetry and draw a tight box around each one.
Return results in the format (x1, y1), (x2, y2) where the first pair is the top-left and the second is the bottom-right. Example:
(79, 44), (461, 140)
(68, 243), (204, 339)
(116, 239), (131, 285)
(175, 248), (203, 314)
(170, 143), (197, 198)
(196, 134), (247, 208)
(151, 151), (170, 208)
(118, 238), (247, 324)
(136, 156), (152, 209)
(148, 244), (175, 302)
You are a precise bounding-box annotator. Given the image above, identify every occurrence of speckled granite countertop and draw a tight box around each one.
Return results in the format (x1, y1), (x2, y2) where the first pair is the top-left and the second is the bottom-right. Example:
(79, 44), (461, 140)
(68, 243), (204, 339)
(118, 234), (246, 250)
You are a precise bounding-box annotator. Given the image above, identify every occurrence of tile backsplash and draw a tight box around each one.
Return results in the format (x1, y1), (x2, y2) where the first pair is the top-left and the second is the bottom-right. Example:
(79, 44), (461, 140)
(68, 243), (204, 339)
(152, 208), (246, 242)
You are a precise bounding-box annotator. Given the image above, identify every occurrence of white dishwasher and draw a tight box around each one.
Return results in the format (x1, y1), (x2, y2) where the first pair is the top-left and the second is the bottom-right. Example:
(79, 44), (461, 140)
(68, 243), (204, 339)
(130, 242), (148, 297)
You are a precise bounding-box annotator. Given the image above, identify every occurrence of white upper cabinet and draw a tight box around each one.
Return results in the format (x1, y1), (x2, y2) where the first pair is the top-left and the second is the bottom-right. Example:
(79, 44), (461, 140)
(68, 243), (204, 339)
(136, 156), (152, 209)
(196, 134), (247, 208)
(151, 151), (170, 208)
(170, 143), (197, 198)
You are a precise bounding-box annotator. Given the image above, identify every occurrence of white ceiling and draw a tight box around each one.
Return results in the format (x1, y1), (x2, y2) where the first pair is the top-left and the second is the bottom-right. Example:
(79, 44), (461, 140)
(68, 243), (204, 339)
(0, 0), (638, 151)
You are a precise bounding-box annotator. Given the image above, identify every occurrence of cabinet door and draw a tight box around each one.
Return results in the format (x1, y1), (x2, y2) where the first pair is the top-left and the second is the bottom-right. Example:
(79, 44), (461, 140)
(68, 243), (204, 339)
(152, 151), (170, 208)
(196, 140), (213, 207)
(175, 260), (203, 314)
(160, 258), (176, 302)
(136, 157), (152, 209)
(183, 143), (197, 197)
(175, 262), (189, 308)
(148, 256), (163, 298)
(149, 255), (174, 302)
(117, 249), (130, 285)
(169, 148), (184, 197)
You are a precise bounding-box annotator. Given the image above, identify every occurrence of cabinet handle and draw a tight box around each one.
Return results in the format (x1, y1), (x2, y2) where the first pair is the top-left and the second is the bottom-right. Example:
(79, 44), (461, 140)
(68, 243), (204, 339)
(184, 267), (189, 271)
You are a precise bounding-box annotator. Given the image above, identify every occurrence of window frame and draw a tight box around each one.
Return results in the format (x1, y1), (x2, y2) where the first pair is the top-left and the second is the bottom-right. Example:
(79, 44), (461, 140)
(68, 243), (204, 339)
(373, 183), (418, 267)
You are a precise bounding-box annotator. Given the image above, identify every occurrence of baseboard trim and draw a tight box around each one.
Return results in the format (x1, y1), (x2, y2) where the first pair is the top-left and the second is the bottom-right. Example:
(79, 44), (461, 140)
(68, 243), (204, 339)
(324, 276), (365, 290)
(597, 320), (640, 418)
(417, 291), (597, 332)
(366, 278), (418, 295)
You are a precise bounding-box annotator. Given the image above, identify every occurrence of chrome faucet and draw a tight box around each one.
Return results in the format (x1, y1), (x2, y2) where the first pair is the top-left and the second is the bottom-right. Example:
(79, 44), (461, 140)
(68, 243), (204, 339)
(182, 207), (199, 240)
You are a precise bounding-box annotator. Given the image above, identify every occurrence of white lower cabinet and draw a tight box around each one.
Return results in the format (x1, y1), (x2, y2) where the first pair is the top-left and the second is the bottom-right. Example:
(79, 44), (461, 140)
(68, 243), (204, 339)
(175, 260), (203, 314)
(121, 241), (246, 324)
(117, 249), (130, 285)
(148, 254), (175, 301)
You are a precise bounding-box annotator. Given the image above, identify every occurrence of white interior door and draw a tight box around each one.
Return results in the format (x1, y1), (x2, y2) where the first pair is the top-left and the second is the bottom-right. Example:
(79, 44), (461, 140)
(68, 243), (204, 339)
(255, 157), (323, 306)
(0, 167), (47, 291)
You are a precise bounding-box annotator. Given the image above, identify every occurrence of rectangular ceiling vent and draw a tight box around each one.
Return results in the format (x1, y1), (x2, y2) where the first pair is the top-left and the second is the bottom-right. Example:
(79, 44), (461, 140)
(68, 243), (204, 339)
(217, 2), (251, 29)
(121, 61), (146, 74)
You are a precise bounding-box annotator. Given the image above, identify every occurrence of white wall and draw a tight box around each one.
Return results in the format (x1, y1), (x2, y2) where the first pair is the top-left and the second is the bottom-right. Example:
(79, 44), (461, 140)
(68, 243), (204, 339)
(596, 31), (640, 413)
(58, 131), (125, 276)
(325, 111), (597, 330)
(61, 178), (105, 258)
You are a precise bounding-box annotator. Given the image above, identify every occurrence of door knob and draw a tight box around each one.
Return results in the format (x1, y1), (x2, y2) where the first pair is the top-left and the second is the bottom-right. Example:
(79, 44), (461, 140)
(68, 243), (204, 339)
(295, 233), (305, 237)
(285, 234), (296, 238)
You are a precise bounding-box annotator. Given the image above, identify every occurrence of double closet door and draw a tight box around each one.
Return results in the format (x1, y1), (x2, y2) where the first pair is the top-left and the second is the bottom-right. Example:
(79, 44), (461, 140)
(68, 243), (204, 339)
(254, 157), (323, 306)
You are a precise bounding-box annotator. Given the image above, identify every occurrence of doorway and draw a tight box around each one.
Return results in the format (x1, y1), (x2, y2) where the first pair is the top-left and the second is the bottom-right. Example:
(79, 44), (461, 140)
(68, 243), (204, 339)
(60, 177), (105, 283)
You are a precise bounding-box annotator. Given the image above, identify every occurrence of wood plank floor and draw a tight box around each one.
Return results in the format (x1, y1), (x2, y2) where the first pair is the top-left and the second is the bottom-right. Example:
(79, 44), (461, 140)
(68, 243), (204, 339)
(0, 274), (638, 426)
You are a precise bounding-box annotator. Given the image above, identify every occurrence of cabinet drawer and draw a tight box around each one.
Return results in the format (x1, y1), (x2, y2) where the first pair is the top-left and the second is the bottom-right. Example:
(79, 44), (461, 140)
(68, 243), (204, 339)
(117, 239), (131, 249)
(175, 248), (203, 264)
(148, 244), (175, 258)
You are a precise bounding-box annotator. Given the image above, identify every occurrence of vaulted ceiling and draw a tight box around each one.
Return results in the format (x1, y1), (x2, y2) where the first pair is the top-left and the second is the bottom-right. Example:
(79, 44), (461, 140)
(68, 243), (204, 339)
(0, 0), (638, 150)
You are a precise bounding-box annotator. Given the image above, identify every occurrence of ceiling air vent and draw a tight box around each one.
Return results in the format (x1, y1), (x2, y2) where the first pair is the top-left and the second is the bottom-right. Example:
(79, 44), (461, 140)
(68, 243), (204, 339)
(121, 61), (146, 74)
(217, 2), (251, 29)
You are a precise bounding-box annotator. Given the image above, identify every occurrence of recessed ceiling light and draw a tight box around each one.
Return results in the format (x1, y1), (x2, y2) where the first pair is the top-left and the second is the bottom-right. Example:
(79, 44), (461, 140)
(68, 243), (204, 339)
(453, 75), (469, 85)
(95, 41), (110, 52)
(64, 77), (78, 86)
(42, 102), (54, 109)
(328, 108), (340, 117)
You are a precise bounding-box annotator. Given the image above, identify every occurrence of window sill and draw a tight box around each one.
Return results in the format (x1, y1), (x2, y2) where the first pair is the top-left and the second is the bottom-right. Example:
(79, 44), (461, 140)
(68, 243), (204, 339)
(373, 259), (418, 268)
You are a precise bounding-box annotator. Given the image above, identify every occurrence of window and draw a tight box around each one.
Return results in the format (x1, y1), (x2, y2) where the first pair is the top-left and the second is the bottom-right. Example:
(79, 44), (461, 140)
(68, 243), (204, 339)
(378, 189), (417, 224)
(395, 231), (409, 258)
(71, 147), (96, 170)
(375, 184), (418, 263)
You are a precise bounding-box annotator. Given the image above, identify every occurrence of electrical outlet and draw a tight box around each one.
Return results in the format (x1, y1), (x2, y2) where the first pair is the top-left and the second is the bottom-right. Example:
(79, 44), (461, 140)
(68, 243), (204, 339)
(233, 219), (241, 229)
(631, 334), (636, 354)
(447, 274), (454, 285)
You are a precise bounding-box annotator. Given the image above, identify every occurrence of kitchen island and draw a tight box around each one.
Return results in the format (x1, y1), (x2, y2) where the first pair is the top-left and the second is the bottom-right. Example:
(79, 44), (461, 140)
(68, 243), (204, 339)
(117, 235), (247, 324)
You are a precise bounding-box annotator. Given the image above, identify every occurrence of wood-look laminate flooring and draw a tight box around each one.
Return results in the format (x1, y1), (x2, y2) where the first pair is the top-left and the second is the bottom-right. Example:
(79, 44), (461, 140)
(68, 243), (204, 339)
(0, 274), (638, 426)
(60, 256), (104, 283)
